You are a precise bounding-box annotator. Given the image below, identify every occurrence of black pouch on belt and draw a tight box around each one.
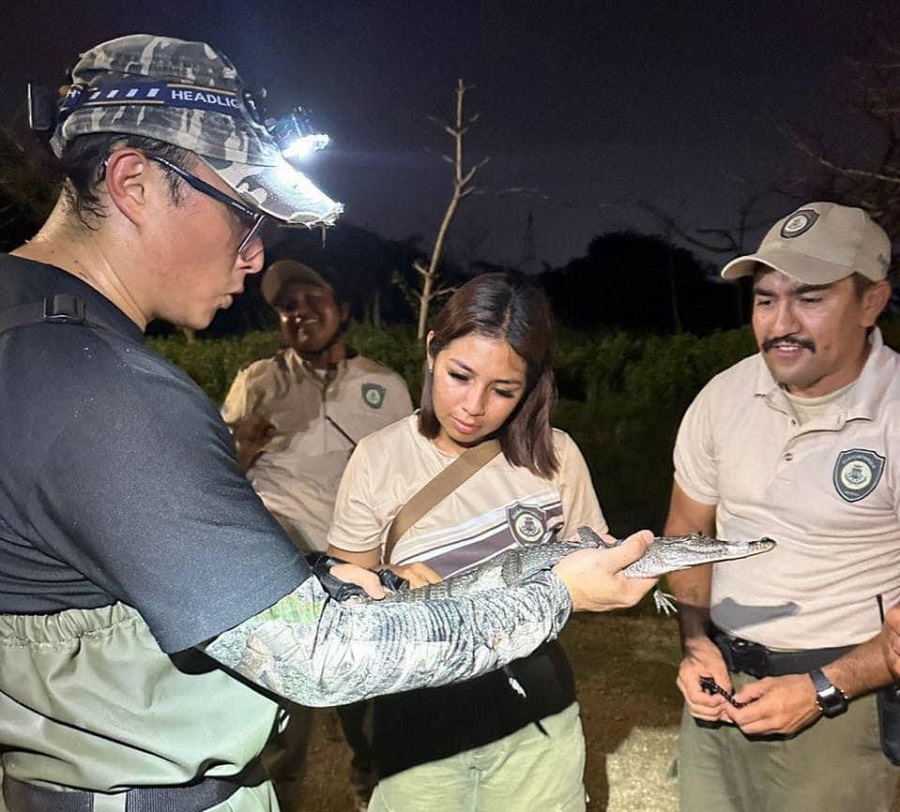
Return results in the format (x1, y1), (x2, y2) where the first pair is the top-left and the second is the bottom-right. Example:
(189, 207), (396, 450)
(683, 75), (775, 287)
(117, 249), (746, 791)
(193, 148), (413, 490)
(875, 595), (900, 764)
(877, 685), (900, 765)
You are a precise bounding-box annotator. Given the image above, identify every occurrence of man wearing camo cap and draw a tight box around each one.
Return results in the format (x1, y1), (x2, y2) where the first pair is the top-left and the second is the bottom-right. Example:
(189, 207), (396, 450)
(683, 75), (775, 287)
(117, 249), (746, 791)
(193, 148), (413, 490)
(665, 201), (899, 811)
(0, 33), (655, 812)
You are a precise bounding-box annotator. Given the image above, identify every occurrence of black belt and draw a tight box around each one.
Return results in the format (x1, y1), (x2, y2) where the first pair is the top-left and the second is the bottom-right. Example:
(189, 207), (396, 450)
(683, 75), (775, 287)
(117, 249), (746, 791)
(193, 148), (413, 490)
(709, 625), (854, 678)
(2, 759), (265, 812)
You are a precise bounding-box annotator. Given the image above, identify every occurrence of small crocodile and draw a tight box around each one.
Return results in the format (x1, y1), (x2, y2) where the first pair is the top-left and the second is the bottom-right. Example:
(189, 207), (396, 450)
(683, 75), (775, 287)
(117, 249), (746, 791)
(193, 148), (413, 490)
(600, 529), (776, 579)
(332, 527), (775, 606)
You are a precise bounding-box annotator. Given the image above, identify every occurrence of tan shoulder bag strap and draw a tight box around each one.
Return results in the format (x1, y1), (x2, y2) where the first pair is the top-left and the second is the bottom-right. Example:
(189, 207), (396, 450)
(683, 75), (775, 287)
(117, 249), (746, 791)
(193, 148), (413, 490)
(384, 439), (502, 563)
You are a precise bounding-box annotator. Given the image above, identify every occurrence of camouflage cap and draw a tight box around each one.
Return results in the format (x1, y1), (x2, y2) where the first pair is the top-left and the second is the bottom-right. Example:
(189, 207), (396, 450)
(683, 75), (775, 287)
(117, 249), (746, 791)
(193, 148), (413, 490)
(52, 34), (342, 227)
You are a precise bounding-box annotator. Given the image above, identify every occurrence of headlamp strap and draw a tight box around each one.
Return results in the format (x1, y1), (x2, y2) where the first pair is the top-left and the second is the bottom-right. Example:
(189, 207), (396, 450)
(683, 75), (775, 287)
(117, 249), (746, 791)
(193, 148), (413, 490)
(58, 81), (248, 122)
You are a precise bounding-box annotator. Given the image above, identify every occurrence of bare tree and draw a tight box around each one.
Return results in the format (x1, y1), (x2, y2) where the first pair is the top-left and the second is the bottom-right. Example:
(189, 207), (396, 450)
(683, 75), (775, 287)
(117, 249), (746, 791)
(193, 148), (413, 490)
(640, 184), (783, 261)
(639, 187), (786, 325)
(403, 79), (488, 340)
(779, 33), (900, 242)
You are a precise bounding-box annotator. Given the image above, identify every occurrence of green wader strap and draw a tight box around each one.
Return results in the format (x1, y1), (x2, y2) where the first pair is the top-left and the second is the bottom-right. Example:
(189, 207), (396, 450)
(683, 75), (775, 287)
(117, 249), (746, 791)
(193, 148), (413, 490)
(3, 758), (265, 812)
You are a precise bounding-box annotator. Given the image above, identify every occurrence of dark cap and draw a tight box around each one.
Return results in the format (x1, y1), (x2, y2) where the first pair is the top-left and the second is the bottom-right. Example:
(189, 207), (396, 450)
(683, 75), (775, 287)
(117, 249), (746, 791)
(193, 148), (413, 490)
(52, 34), (342, 227)
(261, 260), (334, 305)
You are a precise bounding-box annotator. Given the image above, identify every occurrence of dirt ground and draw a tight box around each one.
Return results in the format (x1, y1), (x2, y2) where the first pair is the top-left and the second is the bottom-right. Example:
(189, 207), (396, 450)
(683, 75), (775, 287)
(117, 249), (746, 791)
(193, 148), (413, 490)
(279, 609), (900, 812)
(283, 611), (685, 812)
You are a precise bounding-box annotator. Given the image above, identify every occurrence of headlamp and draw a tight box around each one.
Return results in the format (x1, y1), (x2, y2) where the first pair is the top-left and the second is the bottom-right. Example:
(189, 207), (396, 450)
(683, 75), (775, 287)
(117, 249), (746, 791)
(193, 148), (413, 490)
(26, 83), (57, 132)
(239, 91), (331, 163)
(267, 107), (331, 162)
(27, 81), (331, 167)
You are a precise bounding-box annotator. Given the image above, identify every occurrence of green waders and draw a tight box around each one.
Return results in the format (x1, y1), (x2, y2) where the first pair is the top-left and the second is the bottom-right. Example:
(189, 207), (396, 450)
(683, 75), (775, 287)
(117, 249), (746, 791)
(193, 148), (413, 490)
(0, 602), (282, 811)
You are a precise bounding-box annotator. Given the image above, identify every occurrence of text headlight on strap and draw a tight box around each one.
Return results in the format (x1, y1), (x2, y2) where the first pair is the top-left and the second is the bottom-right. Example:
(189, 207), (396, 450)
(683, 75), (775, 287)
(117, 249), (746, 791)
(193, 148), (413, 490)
(58, 81), (247, 122)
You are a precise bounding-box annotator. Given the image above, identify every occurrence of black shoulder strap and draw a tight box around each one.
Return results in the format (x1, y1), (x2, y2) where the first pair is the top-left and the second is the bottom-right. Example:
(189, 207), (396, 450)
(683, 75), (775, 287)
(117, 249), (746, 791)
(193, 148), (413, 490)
(0, 294), (118, 335)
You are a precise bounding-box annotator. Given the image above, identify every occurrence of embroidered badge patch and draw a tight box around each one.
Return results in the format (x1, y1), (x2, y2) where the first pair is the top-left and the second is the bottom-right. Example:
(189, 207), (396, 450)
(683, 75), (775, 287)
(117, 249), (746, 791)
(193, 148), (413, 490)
(507, 503), (547, 546)
(780, 209), (819, 239)
(361, 383), (386, 409)
(832, 448), (885, 503)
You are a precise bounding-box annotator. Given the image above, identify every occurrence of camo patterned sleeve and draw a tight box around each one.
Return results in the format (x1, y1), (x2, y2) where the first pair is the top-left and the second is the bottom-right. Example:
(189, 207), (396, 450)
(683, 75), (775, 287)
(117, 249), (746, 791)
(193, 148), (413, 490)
(204, 568), (571, 706)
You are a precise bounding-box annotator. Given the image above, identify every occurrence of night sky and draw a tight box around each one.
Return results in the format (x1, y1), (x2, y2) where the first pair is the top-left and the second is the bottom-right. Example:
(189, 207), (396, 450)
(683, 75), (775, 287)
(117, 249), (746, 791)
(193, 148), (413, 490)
(0, 0), (889, 268)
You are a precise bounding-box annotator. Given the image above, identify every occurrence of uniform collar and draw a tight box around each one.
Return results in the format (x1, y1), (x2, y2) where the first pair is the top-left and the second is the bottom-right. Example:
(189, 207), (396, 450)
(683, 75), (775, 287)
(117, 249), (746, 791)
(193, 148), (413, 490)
(283, 348), (350, 389)
(753, 328), (893, 422)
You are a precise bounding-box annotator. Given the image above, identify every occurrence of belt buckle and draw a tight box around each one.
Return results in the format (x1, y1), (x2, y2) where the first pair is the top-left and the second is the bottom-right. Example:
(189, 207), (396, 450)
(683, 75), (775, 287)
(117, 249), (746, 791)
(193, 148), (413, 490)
(729, 638), (768, 679)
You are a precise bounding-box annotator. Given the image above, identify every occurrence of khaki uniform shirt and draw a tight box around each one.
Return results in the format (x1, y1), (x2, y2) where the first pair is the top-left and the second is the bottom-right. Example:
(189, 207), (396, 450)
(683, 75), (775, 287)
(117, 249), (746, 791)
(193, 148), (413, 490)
(222, 350), (413, 550)
(327, 414), (606, 572)
(674, 329), (900, 649)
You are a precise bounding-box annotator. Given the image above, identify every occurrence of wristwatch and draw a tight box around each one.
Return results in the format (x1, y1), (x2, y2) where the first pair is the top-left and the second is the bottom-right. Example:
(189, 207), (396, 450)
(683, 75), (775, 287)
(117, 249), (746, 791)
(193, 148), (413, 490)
(809, 668), (849, 718)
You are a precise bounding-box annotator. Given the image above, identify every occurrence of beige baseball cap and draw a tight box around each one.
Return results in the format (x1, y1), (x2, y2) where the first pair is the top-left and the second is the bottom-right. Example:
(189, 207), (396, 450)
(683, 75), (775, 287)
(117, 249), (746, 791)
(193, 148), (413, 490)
(721, 202), (891, 284)
(261, 260), (333, 305)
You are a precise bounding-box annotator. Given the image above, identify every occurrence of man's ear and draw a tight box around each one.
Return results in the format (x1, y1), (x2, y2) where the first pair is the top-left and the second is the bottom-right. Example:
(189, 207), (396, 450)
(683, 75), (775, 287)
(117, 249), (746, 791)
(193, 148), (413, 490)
(862, 279), (892, 327)
(102, 148), (152, 225)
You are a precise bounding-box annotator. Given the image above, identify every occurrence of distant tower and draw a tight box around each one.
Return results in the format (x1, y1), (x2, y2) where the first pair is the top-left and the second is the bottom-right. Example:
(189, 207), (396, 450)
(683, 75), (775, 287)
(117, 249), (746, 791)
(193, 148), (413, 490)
(519, 210), (546, 275)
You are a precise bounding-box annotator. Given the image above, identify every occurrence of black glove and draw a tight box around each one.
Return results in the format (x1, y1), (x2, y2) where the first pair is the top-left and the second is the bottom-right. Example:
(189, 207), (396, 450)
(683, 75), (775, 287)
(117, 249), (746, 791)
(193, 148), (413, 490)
(308, 554), (410, 602)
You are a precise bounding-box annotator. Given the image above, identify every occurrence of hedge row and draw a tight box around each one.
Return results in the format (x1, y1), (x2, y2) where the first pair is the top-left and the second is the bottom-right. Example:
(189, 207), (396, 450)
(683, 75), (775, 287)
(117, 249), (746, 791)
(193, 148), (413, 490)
(148, 318), (900, 533)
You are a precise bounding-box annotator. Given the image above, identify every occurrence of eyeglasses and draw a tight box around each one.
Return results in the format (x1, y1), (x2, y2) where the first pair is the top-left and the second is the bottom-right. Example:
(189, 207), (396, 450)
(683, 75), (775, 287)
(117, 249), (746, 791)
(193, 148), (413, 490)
(147, 154), (268, 257)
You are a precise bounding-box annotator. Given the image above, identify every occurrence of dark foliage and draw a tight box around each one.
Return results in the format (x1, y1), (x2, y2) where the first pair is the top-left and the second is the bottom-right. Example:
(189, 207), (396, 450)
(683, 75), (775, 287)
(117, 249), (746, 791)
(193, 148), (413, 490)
(541, 230), (745, 336)
(0, 127), (60, 252)
(196, 222), (474, 339)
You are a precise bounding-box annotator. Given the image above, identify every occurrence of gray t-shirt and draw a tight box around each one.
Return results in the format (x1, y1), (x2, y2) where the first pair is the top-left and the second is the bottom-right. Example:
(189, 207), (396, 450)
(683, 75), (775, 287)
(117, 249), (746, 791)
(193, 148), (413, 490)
(0, 254), (308, 652)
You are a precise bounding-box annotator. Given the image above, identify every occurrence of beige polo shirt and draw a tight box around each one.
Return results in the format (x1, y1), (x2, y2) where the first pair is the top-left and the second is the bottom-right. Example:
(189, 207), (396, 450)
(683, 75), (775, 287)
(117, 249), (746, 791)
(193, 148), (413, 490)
(674, 329), (900, 649)
(222, 350), (413, 550)
(327, 414), (607, 575)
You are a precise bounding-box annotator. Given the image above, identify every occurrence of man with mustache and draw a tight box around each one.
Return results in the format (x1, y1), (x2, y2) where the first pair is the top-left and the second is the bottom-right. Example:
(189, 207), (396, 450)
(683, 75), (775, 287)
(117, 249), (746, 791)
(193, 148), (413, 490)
(665, 202), (899, 811)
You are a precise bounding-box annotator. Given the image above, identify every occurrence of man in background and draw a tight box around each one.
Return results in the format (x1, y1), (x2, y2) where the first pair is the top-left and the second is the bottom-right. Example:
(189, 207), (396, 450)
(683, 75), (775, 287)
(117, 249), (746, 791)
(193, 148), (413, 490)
(223, 259), (412, 552)
(222, 259), (412, 810)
